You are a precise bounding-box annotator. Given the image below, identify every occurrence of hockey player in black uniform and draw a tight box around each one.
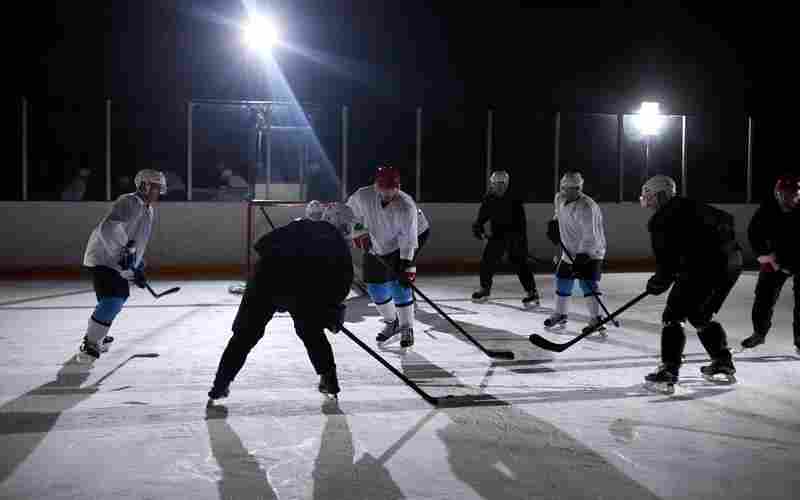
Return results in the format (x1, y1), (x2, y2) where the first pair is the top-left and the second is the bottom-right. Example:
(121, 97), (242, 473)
(208, 203), (355, 401)
(639, 175), (743, 393)
(471, 171), (540, 307)
(741, 174), (800, 352)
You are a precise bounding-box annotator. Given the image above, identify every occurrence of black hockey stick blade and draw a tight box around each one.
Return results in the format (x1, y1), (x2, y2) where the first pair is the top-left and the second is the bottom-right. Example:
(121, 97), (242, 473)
(145, 283), (181, 299)
(528, 291), (649, 352)
(486, 349), (515, 360)
(527, 333), (577, 353)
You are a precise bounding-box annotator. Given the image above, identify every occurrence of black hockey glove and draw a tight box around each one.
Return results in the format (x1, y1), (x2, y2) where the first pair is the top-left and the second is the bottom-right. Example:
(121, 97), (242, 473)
(572, 253), (592, 280)
(646, 274), (673, 296)
(133, 267), (147, 289)
(119, 240), (136, 270)
(325, 303), (346, 334)
(546, 219), (560, 246)
(397, 259), (417, 287)
(472, 222), (485, 241)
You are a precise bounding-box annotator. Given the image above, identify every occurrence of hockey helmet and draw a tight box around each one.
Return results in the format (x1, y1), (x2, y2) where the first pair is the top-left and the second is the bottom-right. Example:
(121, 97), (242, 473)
(375, 165), (401, 189)
(134, 169), (167, 195)
(775, 174), (800, 210)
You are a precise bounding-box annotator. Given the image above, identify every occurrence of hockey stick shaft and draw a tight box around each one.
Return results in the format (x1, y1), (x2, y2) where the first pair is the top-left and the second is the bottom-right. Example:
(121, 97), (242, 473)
(259, 206), (277, 230)
(557, 239), (620, 327)
(339, 325), (439, 405)
(91, 353), (160, 387)
(528, 291), (649, 352)
(373, 255), (514, 360)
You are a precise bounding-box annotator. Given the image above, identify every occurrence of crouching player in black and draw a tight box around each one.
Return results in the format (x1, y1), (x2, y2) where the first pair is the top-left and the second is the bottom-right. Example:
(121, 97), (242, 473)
(208, 202), (355, 401)
(640, 175), (742, 393)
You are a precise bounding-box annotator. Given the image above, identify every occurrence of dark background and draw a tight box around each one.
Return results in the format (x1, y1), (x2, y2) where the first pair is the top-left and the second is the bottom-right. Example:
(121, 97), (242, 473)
(8, 2), (791, 203)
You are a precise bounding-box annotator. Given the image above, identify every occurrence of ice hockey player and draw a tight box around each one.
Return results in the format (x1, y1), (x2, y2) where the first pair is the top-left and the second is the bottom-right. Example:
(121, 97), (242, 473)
(543, 171), (608, 333)
(208, 202), (355, 401)
(741, 174), (800, 352)
(471, 170), (540, 307)
(78, 169), (167, 362)
(640, 175), (743, 393)
(347, 165), (430, 349)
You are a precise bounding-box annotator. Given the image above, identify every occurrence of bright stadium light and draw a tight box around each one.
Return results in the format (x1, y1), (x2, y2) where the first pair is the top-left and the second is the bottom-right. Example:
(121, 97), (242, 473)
(636, 101), (663, 137)
(635, 101), (663, 179)
(243, 15), (280, 53)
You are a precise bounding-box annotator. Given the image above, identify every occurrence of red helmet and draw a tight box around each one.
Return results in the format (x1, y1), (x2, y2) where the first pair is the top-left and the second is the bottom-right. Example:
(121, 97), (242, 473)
(375, 165), (400, 189)
(775, 174), (800, 209)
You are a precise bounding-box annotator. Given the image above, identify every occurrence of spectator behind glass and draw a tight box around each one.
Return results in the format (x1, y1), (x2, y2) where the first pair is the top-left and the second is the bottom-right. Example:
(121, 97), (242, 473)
(113, 175), (133, 199)
(163, 170), (187, 201)
(61, 168), (92, 201)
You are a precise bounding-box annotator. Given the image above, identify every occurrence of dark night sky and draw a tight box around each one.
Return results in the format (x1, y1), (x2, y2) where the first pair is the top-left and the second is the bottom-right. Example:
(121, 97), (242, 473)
(17, 1), (774, 115)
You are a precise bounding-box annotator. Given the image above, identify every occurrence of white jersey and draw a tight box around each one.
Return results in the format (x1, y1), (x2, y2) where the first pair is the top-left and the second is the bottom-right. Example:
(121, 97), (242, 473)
(83, 193), (154, 271)
(347, 186), (425, 260)
(554, 192), (606, 262)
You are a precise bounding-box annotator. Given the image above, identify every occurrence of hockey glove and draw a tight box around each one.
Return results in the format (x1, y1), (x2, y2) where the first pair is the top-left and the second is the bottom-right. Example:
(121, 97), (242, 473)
(352, 223), (371, 250)
(119, 240), (136, 270)
(132, 267), (147, 289)
(325, 303), (346, 334)
(472, 222), (485, 241)
(572, 253), (591, 280)
(757, 253), (780, 273)
(646, 274), (673, 296)
(398, 259), (417, 287)
(546, 219), (560, 246)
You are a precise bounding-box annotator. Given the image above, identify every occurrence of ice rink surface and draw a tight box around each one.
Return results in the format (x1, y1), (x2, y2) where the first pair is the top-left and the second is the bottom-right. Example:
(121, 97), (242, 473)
(1, 272), (798, 499)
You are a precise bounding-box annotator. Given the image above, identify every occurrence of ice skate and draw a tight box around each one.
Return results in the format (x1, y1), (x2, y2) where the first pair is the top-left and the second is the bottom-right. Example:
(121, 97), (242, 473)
(376, 318), (400, 345)
(99, 335), (114, 353)
(586, 316), (608, 337)
(208, 385), (230, 401)
(471, 287), (491, 303)
(643, 365), (679, 395)
(700, 359), (737, 384)
(543, 313), (568, 329)
(318, 369), (340, 399)
(399, 325), (414, 350)
(740, 333), (766, 350)
(521, 289), (541, 308)
(77, 337), (101, 364)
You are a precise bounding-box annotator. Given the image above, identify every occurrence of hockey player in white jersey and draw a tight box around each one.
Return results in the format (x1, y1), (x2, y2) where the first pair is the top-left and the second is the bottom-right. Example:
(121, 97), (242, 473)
(78, 169), (166, 361)
(347, 165), (431, 349)
(544, 171), (608, 333)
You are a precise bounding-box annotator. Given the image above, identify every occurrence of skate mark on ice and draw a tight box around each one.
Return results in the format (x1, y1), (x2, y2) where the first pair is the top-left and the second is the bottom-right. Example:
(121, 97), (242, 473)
(608, 417), (800, 447)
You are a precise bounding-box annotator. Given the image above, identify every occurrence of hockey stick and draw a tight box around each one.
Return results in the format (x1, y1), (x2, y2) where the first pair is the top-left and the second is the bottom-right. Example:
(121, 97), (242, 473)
(556, 239), (620, 327)
(91, 353), (160, 387)
(259, 206), (277, 230)
(145, 283), (181, 299)
(374, 254), (515, 360)
(338, 325), (445, 405)
(528, 291), (649, 352)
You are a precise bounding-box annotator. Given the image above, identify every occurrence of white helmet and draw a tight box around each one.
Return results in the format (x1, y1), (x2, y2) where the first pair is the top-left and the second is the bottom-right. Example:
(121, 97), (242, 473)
(488, 170), (510, 196)
(305, 200), (324, 221)
(489, 170), (510, 185)
(560, 171), (584, 189)
(134, 169), (167, 195)
(642, 175), (677, 198)
(321, 202), (356, 235)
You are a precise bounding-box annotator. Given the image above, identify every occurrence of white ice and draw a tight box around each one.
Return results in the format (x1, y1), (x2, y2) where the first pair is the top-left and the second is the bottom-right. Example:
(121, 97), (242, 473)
(1, 272), (798, 499)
